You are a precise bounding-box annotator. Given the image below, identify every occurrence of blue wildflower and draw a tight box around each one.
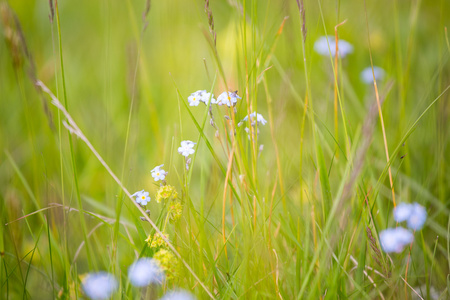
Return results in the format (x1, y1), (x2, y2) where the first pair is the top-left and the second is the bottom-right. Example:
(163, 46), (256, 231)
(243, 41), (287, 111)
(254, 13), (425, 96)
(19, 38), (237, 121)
(360, 66), (385, 84)
(379, 227), (414, 253)
(82, 272), (118, 300)
(393, 203), (413, 223)
(407, 203), (427, 231)
(161, 289), (196, 300)
(128, 258), (165, 287)
(313, 36), (353, 58)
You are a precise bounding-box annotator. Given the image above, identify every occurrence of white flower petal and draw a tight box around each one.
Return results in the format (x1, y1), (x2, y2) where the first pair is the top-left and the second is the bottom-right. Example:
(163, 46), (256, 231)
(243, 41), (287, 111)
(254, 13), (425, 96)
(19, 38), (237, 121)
(82, 272), (118, 300)
(314, 36), (353, 58)
(161, 289), (196, 300)
(394, 203), (413, 223)
(407, 203), (427, 231)
(360, 66), (386, 84)
(128, 258), (165, 287)
(217, 91), (241, 107)
(379, 227), (414, 253)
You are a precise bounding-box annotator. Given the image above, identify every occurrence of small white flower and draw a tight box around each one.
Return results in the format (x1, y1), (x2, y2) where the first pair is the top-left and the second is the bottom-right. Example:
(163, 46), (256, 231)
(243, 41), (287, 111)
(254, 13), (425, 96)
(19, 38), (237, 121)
(181, 140), (195, 147)
(188, 90), (215, 106)
(187, 90), (203, 106)
(200, 92), (215, 105)
(314, 36), (353, 58)
(379, 227), (414, 253)
(393, 203), (413, 223)
(128, 258), (165, 287)
(242, 112), (267, 126)
(161, 289), (196, 300)
(407, 203), (427, 231)
(132, 190), (150, 206)
(216, 91), (241, 107)
(360, 66), (385, 84)
(82, 272), (118, 300)
(178, 140), (196, 157)
(131, 190), (144, 198)
(151, 164), (167, 182)
(256, 114), (267, 125)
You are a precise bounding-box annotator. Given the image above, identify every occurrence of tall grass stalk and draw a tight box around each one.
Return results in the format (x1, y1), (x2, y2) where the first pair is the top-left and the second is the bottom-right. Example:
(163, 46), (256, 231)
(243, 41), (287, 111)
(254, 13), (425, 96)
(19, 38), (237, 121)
(2, 1), (450, 298)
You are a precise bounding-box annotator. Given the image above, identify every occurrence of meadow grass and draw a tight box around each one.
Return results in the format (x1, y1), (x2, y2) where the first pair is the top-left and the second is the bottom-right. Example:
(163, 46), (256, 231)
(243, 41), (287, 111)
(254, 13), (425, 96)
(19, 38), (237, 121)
(1, 0), (450, 299)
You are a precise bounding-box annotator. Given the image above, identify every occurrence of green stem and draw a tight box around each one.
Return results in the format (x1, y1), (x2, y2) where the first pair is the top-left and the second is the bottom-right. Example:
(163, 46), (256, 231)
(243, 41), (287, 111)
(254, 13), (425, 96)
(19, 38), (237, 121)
(55, 1), (94, 269)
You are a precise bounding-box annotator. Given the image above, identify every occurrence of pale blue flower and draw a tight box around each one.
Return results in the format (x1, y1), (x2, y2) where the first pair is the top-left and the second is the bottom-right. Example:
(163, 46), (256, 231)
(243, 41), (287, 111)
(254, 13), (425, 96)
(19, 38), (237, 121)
(128, 258), (165, 287)
(379, 227), (413, 253)
(215, 91), (241, 107)
(314, 36), (353, 58)
(393, 203), (413, 222)
(131, 190), (144, 198)
(161, 289), (196, 300)
(360, 66), (385, 84)
(188, 91), (202, 106)
(200, 92), (215, 105)
(407, 203), (427, 231)
(178, 140), (195, 157)
(393, 202), (427, 230)
(82, 272), (118, 300)
(241, 112), (268, 126)
(188, 90), (215, 106)
(132, 190), (150, 206)
(151, 164), (167, 182)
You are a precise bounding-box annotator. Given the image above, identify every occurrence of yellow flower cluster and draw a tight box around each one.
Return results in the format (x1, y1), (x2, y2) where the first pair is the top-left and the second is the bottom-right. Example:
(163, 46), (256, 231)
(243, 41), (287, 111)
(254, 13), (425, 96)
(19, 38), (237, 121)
(168, 201), (183, 223)
(141, 185), (183, 282)
(153, 249), (180, 280)
(145, 232), (169, 249)
(155, 185), (178, 203)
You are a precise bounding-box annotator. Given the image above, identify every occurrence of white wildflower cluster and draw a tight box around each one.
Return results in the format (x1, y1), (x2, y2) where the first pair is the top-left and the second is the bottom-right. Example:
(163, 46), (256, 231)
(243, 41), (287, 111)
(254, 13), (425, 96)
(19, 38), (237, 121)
(188, 90), (215, 106)
(314, 35), (353, 58)
(238, 111), (268, 140)
(131, 162), (184, 283)
(215, 91), (241, 107)
(360, 66), (386, 84)
(187, 89), (242, 134)
(131, 164), (168, 208)
(188, 90), (241, 108)
(82, 260), (195, 299)
(379, 202), (427, 253)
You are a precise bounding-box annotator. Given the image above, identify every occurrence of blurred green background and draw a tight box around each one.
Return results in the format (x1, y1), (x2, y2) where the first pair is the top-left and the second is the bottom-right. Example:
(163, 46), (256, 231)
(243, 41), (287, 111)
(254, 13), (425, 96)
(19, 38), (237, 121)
(1, 0), (450, 298)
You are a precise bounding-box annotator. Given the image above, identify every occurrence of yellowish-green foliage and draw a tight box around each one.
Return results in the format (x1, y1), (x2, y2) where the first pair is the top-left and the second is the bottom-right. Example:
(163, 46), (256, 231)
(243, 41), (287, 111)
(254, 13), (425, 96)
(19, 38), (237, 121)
(146, 233), (169, 249)
(156, 185), (178, 203)
(1, 0), (450, 299)
(168, 201), (183, 223)
(153, 249), (180, 281)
